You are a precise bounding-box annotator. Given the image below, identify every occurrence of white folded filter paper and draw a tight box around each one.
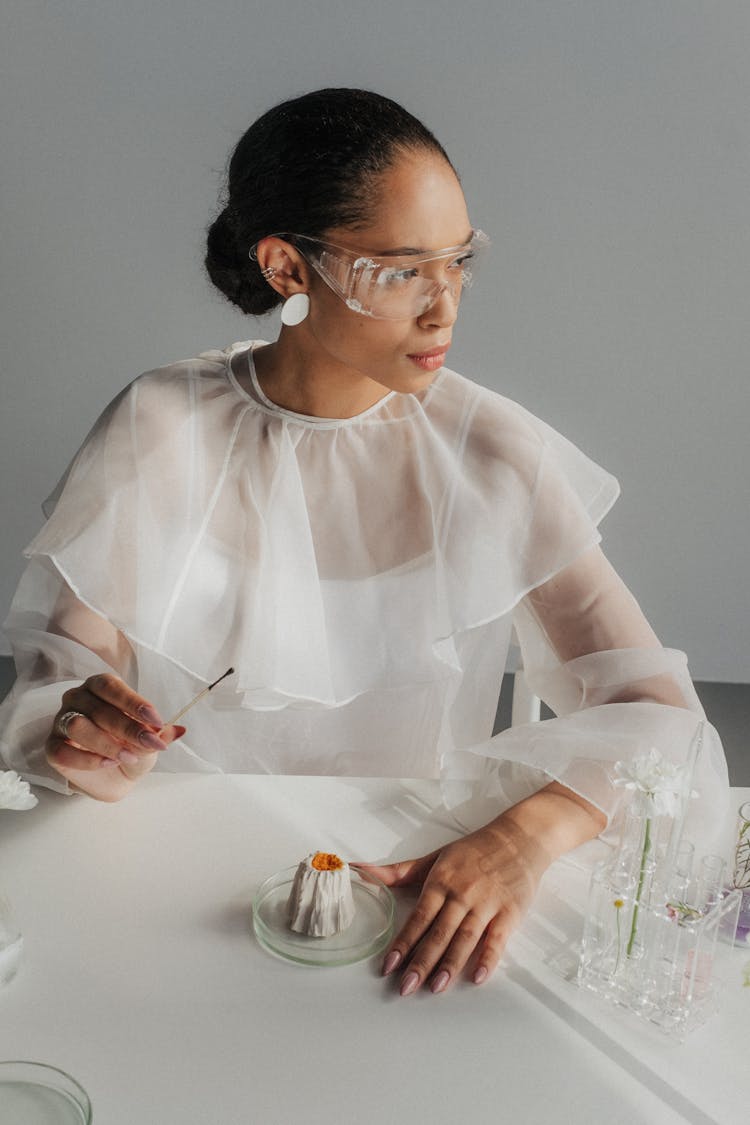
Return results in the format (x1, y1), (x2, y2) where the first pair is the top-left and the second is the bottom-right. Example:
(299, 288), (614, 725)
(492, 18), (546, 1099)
(287, 853), (356, 938)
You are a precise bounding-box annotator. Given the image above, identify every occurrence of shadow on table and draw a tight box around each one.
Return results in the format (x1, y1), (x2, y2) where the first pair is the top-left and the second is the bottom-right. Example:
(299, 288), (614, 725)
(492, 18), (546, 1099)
(330, 778), (465, 864)
(0, 784), (74, 850)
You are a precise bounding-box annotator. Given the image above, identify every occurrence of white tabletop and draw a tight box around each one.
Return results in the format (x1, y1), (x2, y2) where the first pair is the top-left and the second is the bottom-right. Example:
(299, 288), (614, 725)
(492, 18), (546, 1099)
(0, 774), (747, 1125)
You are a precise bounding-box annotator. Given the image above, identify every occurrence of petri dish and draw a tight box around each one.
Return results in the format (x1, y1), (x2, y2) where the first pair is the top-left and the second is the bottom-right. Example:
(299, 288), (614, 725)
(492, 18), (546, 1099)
(253, 865), (395, 966)
(0, 1061), (91, 1124)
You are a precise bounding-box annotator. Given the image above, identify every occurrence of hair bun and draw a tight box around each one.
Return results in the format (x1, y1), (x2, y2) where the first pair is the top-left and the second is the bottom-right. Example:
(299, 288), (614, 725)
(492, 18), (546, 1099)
(205, 206), (279, 316)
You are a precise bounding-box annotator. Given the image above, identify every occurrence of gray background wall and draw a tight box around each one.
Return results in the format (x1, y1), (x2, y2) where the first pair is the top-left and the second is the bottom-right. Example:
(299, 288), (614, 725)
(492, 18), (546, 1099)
(1, 1), (748, 681)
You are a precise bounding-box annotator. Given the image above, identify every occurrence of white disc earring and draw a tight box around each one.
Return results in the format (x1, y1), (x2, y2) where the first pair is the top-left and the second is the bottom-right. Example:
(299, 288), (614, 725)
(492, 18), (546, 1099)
(280, 293), (310, 326)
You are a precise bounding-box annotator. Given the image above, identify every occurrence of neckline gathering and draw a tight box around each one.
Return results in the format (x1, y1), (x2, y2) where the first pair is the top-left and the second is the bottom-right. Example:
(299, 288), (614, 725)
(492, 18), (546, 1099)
(224, 340), (445, 430)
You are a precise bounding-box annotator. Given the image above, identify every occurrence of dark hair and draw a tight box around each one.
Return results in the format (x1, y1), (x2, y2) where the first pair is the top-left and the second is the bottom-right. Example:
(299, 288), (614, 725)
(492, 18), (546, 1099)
(205, 88), (454, 315)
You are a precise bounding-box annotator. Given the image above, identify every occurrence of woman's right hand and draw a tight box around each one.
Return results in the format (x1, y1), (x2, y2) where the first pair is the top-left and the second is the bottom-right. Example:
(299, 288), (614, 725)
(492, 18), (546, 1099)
(46, 673), (185, 801)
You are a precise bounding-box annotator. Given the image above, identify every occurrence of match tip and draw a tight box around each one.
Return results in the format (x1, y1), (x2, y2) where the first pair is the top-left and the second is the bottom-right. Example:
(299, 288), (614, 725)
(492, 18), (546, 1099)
(207, 666), (235, 692)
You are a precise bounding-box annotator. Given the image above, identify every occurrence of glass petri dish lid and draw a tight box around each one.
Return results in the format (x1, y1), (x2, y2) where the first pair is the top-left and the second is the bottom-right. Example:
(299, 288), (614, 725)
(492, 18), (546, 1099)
(0, 1061), (92, 1124)
(253, 864), (395, 966)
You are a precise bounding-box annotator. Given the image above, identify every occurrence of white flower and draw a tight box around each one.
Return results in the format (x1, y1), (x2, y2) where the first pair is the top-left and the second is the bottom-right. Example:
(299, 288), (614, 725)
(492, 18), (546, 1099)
(613, 748), (695, 818)
(0, 770), (38, 811)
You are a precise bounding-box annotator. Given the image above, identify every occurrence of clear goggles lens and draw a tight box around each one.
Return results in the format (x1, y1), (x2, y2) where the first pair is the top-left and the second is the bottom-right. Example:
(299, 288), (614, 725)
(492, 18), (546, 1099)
(278, 229), (489, 320)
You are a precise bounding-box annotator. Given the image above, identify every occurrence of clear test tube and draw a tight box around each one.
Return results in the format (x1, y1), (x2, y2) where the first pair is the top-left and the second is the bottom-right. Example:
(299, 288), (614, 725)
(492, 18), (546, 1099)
(731, 801), (750, 945)
(694, 854), (725, 913)
(732, 801), (750, 889)
(666, 839), (695, 903)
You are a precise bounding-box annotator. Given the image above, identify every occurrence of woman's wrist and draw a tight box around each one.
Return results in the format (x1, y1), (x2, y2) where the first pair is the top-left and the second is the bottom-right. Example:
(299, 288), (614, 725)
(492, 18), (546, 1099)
(498, 781), (607, 865)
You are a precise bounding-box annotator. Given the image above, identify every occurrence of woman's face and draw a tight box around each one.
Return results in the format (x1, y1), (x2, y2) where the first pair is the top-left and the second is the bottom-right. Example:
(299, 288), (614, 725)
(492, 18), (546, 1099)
(300, 148), (474, 394)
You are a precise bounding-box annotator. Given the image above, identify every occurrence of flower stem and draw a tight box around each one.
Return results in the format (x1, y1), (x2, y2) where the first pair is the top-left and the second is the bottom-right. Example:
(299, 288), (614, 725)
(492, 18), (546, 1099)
(627, 816), (651, 957)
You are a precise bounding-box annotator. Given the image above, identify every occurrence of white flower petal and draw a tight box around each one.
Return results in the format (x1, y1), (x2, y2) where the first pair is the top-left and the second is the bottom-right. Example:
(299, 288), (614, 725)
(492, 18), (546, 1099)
(613, 748), (693, 815)
(0, 770), (38, 811)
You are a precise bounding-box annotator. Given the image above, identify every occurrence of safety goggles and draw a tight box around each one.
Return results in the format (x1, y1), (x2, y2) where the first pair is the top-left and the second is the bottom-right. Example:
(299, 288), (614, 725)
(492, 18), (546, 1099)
(259, 229), (489, 320)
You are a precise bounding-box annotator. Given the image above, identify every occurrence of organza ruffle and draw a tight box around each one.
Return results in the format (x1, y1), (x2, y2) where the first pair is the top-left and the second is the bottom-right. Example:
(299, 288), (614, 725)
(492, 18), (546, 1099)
(0, 343), (729, 843)
(21, 342), (619, 711)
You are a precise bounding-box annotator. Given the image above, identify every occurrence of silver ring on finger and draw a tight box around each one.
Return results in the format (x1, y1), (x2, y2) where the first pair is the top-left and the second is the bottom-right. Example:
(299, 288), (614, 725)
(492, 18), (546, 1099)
(56, 710), (86, 740)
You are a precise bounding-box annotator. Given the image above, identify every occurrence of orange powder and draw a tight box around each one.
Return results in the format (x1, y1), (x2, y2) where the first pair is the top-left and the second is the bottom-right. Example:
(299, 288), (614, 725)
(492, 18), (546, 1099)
(311, 852), (344, 871)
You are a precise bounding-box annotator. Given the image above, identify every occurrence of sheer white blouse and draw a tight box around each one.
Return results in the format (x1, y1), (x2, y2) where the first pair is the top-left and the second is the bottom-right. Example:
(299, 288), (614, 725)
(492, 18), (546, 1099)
(0, 342), (728, 850)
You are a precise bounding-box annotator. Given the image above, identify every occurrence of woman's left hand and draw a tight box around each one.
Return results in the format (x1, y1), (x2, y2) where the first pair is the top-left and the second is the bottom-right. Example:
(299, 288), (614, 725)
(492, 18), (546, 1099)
(358, 812), (553, 996)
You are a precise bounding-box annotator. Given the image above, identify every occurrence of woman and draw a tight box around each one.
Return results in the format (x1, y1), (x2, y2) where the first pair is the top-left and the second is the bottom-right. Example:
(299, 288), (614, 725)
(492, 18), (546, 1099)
(0, 89), (728, 996)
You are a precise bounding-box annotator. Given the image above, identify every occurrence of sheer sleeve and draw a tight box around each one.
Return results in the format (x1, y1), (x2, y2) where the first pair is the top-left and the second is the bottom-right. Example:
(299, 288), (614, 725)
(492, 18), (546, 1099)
(442, 546), (730, 857)
(0, 556), (135, 792)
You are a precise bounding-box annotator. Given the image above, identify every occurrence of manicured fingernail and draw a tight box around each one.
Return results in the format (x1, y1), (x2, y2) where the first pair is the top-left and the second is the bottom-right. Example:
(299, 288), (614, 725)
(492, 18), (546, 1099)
(118, 749), (140, 765)
(138, 704), (164, 728)
(382, 951), (402, 976)
(431, 970), (450, 994)
(473, 966), (488, 985)
(174, 725), (187, 738)
(400, 972), (419, 997)
(138, 730), (167, 751)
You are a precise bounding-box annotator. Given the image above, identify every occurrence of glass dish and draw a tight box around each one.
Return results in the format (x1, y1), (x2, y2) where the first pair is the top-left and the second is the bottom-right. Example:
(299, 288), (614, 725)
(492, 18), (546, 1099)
(0, 891), (23, 987)
(253, 865), (395, 966)
(0, 1061), (92, 1124)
